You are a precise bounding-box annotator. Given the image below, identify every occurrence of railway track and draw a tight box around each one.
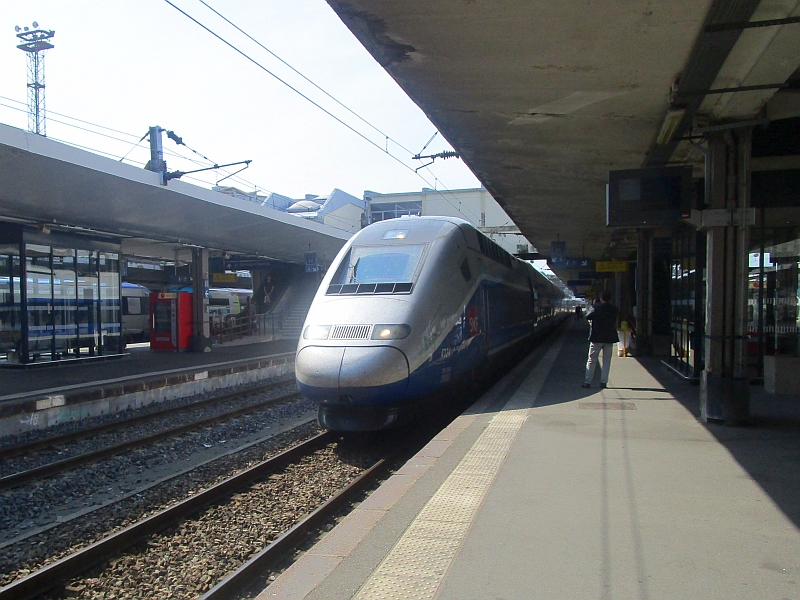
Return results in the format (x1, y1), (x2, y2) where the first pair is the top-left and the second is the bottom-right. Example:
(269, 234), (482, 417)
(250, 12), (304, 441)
(0, 429), (395, 600)
(0, 384), (301, 491)
(0, 418), (320, 590)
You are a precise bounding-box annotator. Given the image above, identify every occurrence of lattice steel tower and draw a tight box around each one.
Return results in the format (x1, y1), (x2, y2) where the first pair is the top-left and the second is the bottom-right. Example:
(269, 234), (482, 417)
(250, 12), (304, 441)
(15, 22), (55, 136)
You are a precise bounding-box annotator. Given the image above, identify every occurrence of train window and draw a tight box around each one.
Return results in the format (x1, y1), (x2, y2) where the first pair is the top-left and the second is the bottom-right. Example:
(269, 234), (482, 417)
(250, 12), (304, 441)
(125, 296), (142, 315)
(477, 232), (512, 268)
(330, 244), (426, 286)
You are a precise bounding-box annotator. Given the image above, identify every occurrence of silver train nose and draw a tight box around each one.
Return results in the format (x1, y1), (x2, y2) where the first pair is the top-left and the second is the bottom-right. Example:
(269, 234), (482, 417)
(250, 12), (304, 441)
(296, 345), (409, 390)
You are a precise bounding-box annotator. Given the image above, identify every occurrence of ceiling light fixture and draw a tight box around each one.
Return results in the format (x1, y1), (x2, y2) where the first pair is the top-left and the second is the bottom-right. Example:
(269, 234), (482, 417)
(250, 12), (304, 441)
(656, 109), (686, 145)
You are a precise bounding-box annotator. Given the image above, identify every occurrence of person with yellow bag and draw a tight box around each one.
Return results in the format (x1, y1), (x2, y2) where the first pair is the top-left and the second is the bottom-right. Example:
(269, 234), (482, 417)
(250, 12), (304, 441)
(618, 320), (632, 357)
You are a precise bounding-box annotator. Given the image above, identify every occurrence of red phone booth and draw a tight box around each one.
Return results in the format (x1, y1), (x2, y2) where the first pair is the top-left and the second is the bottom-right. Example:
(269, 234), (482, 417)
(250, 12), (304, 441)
(150, 292), (193, 351)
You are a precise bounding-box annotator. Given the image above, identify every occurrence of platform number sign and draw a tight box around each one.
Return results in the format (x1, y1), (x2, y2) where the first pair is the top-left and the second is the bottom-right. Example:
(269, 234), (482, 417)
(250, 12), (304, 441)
(305, 252), (317, 273)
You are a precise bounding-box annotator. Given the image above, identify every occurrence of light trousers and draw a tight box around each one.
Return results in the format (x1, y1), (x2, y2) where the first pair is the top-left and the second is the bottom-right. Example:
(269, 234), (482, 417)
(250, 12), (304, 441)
(585, 342), (614, 384)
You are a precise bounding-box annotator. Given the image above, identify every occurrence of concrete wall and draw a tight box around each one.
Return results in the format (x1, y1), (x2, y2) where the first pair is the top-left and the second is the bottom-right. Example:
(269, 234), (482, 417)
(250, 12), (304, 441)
(0, 357), (294, 438)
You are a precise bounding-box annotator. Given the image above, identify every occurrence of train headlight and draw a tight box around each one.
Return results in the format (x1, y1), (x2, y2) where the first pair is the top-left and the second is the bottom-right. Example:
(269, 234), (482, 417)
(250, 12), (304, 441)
(303, 325), (332, 340)
(371, 324), (411, 340)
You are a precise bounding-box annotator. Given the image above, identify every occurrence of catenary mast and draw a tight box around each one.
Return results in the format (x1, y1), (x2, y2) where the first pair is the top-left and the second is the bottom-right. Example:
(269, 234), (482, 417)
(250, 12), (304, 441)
(15, 22), (55, 136)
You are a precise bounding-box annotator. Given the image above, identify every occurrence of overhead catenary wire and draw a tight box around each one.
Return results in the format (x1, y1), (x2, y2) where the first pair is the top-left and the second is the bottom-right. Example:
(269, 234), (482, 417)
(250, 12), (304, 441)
(194, 0), (415, 157)
(163, 0), (480, 222)
(0, 94), (142, 139)
(0, 98), (271, 194)
(161, 1), (421, 175)
(41, 135), (219, 187)
(0, 93), (255, 188)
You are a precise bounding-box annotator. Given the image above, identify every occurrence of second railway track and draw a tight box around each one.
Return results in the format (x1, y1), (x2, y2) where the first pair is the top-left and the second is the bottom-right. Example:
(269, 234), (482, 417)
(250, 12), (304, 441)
(0, 378), (302, 490)
(0, 427), (397, 600)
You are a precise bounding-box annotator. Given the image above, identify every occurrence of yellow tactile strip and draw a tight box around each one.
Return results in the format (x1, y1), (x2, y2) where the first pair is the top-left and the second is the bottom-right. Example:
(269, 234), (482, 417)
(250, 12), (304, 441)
(352, 409), (527, 599)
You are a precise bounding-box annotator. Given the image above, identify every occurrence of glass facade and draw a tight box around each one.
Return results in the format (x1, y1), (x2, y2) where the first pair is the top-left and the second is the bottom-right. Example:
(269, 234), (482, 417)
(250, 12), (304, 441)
(668, 225), (706, 378)
(0, 225), (122, 365)
(747, 227), (800, 377)
(665, 221), (800, 380)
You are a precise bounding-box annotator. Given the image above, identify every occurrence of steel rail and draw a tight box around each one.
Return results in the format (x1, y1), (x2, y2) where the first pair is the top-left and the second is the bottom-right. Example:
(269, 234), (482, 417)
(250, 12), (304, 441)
(1, 364), (295, 459)
(0, 431), (335, 600)
(0, 390), (303, 491)
(200, 454), (391, 600)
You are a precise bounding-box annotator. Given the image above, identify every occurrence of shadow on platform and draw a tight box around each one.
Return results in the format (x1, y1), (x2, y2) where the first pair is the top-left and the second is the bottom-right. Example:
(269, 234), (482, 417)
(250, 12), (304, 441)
(638, 352), (800, 532)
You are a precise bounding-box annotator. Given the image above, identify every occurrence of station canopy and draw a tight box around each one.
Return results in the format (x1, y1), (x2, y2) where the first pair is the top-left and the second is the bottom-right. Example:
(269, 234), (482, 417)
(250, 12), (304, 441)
(0, 123), (350, 265)
(325, 0), (800, 265)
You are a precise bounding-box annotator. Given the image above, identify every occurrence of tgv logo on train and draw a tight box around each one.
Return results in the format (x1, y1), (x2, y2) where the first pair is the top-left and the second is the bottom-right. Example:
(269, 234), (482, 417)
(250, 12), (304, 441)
(295, 216), (566, 431)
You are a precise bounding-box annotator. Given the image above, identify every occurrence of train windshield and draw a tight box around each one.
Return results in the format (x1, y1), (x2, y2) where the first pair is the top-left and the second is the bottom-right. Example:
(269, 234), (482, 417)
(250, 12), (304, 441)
(331, 244), (426, 285)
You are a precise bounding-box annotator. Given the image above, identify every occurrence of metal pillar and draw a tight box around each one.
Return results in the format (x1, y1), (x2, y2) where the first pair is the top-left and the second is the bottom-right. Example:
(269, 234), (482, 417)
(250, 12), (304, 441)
(190, 247), (211, 352)
(147, 126), (167, 185)
(635, 228), (653, 355)
(700, 130), (751, 423)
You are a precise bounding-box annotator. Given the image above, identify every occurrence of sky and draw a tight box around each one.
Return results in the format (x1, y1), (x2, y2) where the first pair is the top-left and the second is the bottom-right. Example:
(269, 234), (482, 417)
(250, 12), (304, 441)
(0, 0), (481, 199)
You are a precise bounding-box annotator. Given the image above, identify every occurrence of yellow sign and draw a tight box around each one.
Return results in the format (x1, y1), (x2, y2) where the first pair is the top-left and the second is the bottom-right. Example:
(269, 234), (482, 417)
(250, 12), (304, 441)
(596, 261), (628, 272)
(212, 272), (237, 284)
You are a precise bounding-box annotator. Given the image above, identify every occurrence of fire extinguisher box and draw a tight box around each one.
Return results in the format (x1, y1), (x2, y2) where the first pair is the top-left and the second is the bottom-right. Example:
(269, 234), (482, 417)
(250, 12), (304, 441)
(150, 292), (193, 351)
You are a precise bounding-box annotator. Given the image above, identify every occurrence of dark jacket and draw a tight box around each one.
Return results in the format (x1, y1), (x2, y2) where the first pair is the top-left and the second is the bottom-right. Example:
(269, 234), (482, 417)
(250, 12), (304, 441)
(586, 302), (619, 343)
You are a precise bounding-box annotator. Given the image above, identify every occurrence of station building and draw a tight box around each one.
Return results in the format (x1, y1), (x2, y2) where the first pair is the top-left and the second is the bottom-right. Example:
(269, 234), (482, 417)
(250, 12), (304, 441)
(365, 187), (537, 257)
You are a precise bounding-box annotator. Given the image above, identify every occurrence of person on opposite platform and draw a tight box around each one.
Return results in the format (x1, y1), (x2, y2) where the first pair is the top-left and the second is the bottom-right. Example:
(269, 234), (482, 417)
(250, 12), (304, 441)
(582, 290), (619, 389)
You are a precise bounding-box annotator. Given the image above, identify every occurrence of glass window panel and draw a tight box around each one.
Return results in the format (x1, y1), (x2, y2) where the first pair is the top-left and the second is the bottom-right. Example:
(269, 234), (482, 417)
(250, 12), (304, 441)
(99, 252), (122, 354)
(77, 250), (99, 355)
(747, 226), (800, 379)
(0, 244), (22, 361)
(330, 244), (427, 285)
(668, 226), (704, 378)
(765, 236), (800, 356)
(25, 244), (53, 361)
(53, 248), (77, 355)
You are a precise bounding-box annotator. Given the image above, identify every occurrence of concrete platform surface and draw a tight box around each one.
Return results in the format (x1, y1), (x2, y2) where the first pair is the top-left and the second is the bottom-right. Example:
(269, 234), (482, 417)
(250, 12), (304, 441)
(262, 321), (800, 600)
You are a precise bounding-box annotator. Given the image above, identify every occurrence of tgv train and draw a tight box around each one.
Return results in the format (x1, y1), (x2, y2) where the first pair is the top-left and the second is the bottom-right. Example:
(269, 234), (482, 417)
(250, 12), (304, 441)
(296, 216), (567, 430)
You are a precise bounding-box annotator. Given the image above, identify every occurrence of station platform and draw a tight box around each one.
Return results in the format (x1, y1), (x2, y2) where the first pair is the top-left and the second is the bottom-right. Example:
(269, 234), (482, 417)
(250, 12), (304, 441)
(0, 337), (298, 438)
(263, 320), (800, 600)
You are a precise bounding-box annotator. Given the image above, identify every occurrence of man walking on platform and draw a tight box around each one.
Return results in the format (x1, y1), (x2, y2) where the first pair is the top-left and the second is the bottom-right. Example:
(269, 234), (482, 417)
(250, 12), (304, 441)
(581, 290), (619, 388)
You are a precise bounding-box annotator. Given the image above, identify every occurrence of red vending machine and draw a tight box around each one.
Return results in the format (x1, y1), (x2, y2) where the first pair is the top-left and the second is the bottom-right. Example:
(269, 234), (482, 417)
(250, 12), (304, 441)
(150, 292), (193, 351)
